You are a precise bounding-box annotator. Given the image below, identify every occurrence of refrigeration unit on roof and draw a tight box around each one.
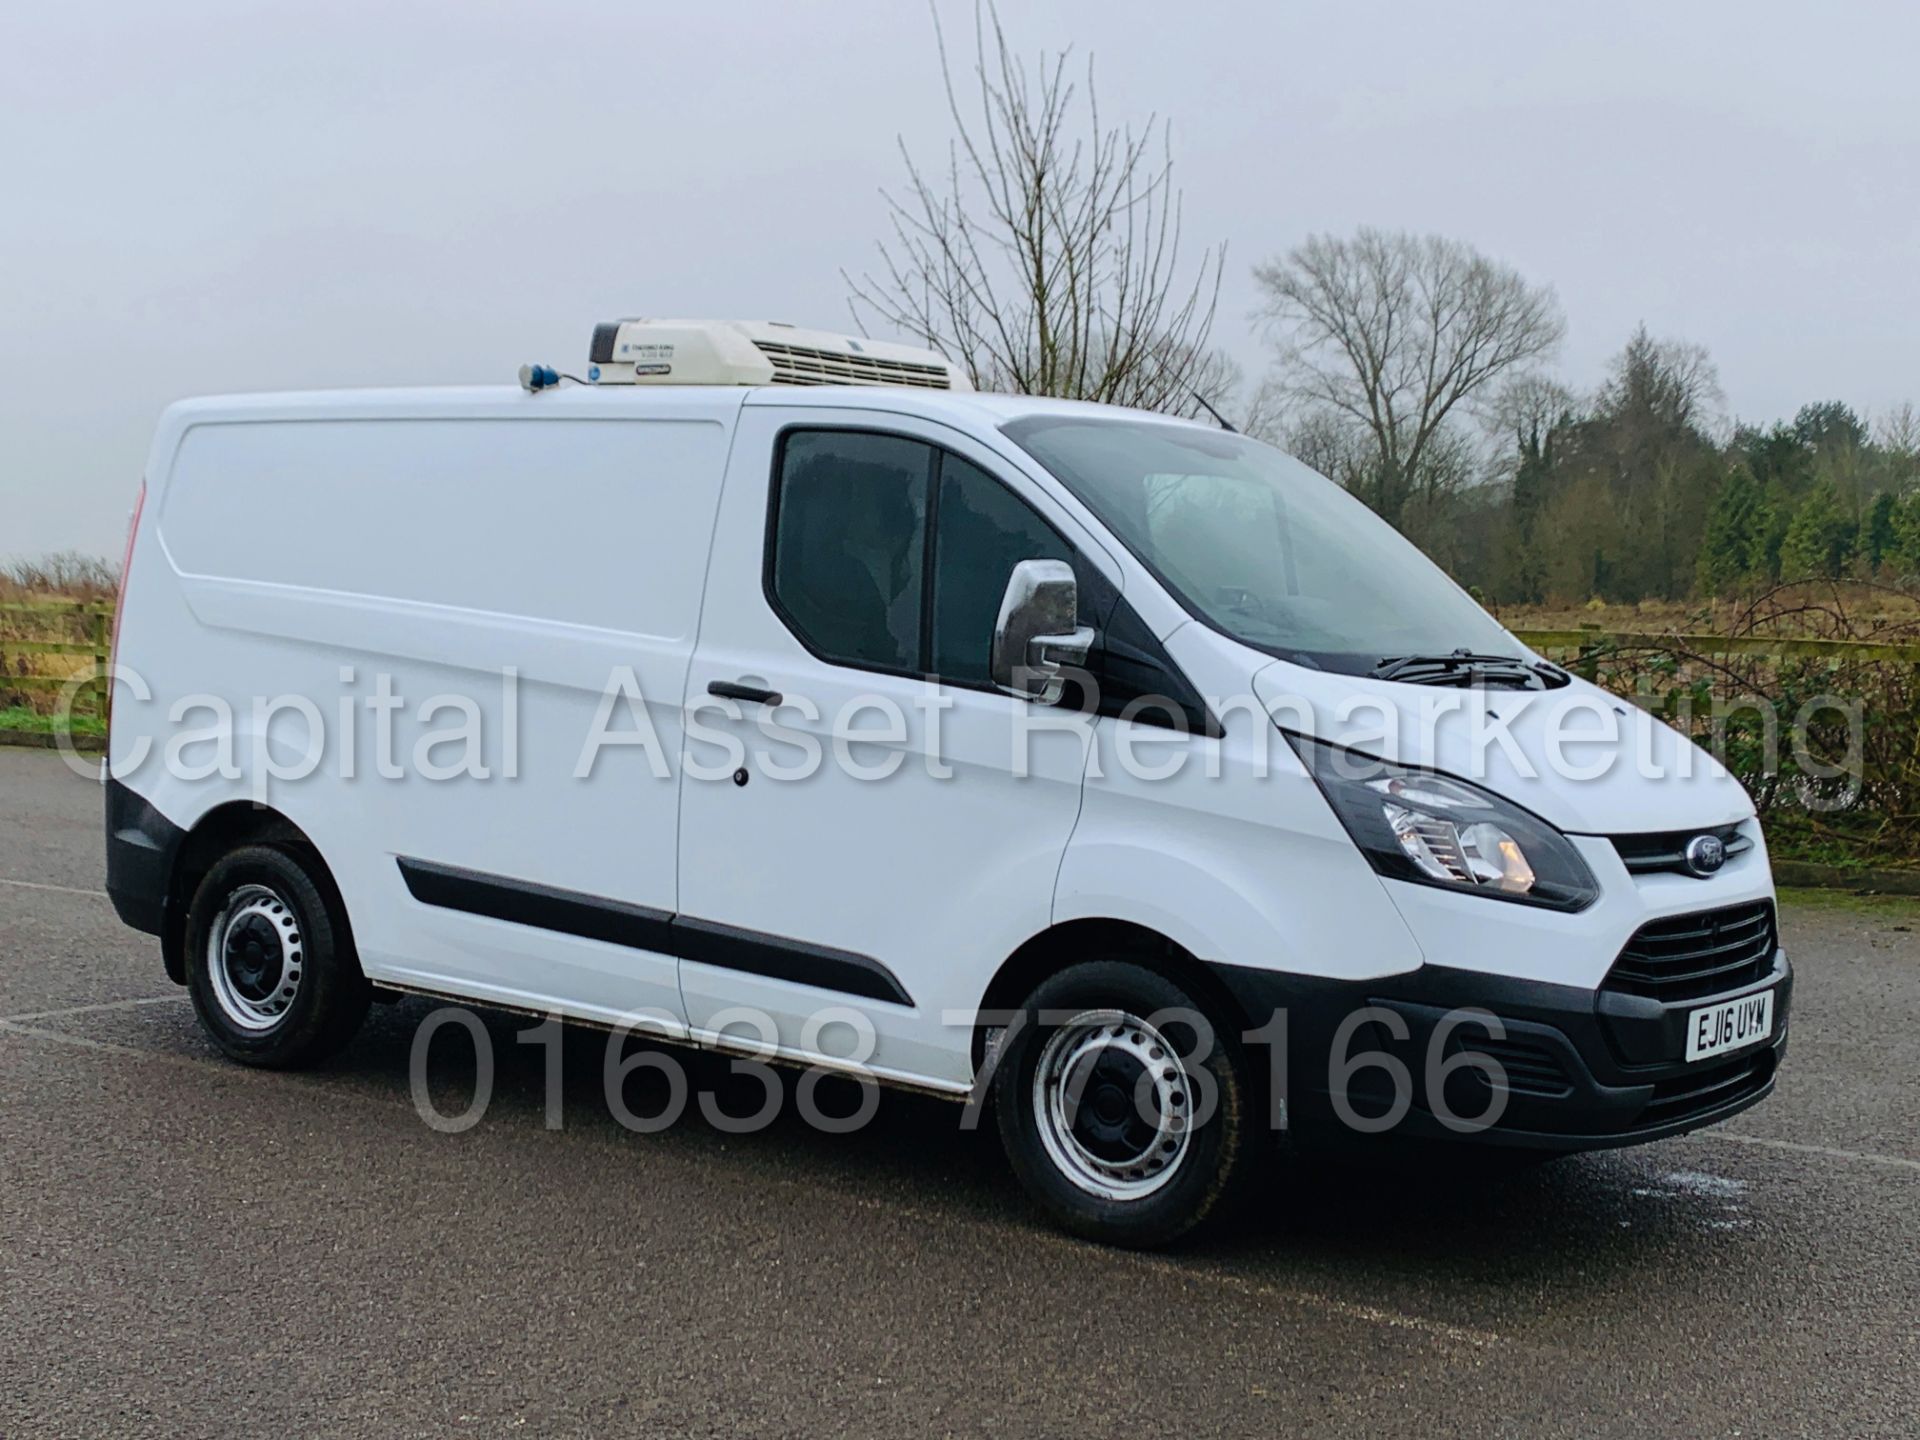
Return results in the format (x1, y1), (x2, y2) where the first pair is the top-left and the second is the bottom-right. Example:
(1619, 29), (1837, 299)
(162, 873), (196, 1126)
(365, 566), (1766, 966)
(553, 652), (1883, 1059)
(585, 318), (971, 391)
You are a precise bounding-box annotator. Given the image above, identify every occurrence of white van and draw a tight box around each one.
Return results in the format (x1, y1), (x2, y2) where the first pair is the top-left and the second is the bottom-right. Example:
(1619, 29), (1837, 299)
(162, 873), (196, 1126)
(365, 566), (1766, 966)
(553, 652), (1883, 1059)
(105, 319), (1789, 1246)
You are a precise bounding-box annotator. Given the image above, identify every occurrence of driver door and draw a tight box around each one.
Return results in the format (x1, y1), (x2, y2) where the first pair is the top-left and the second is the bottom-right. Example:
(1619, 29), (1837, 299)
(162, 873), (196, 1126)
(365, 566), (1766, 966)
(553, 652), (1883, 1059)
(675, 405), (1110, 1091)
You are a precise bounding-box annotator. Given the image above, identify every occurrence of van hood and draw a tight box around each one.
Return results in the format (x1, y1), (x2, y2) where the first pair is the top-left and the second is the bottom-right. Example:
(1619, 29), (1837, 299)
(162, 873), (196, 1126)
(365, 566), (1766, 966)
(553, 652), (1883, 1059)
(1249, 658), (1753, 836)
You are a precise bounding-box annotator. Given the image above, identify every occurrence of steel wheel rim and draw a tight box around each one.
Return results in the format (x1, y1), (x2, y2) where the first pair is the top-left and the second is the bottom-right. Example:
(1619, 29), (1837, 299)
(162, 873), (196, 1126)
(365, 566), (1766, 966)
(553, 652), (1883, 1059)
(206, 883), (303, 1031)
(1032, 1008), (1192, 1201)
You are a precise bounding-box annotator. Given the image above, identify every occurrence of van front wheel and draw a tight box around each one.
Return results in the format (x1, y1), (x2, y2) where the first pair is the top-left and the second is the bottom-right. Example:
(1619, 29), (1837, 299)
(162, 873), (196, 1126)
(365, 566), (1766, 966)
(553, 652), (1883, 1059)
(184, 844), (370, 1068)
(993, 961), (1249, 1248)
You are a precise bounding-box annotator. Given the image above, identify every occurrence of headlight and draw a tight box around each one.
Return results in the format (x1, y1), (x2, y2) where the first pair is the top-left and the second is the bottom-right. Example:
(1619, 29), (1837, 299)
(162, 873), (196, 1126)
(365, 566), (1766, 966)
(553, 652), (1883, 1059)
(1289, 734), (1598, 911)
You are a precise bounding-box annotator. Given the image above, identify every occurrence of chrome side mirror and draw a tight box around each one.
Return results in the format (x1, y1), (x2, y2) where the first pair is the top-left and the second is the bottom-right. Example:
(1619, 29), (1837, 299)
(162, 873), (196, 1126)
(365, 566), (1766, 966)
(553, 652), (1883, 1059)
(990, 559), (1096, 704)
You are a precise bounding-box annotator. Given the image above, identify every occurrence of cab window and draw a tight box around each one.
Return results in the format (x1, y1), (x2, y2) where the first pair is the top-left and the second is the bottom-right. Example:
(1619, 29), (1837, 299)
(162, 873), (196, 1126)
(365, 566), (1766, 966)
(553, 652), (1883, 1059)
(768, 429), (1076, 685)
(769, 430), (932, 672)
(930, 454), (1075, 685)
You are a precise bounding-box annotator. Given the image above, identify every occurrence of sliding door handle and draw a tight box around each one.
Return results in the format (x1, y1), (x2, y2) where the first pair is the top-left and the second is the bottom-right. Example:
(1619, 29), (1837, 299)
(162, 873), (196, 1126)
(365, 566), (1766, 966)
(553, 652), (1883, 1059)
(708, 680), (783, 707)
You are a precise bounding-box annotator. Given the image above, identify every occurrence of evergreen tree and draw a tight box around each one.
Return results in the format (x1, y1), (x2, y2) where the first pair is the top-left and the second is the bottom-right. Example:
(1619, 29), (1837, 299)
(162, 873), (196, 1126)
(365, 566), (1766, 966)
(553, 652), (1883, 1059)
(1778, 481), (1857, 579)
(1792, 400), (1869, 455)
(1741, 421), (1815, 497)
(1863, 491), (1897, 574)
(1753, 482), (1789, 581)
(1500, 419), (1557, 603)
(1888, 493), (1920, 580)
(1695, 467), (1766, 595)
(1512, 421), (1553, 534)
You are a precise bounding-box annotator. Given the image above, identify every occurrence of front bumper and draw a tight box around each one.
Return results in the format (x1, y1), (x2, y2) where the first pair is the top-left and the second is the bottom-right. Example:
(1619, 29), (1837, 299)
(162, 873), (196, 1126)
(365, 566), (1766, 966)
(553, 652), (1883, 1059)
(1209, 951), (1792, 1151)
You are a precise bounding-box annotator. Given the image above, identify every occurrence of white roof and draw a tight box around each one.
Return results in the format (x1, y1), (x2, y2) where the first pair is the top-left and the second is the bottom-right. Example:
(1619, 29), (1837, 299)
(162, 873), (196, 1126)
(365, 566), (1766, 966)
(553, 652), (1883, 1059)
(143, 382), (1216, 528)
(155, 382), (1206, 433)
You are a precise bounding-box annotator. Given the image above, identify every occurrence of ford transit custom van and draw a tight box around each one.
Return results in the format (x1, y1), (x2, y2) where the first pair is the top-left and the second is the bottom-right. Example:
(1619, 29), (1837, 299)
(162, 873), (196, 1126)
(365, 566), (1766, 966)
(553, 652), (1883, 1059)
(104, 319), (1788, 1246)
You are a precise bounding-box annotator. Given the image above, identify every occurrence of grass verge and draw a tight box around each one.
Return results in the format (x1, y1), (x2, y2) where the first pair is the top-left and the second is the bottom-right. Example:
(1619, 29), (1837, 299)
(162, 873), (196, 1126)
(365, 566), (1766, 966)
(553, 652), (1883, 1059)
(1776, 885), (1920, 921)
(0, 705), (107, 739)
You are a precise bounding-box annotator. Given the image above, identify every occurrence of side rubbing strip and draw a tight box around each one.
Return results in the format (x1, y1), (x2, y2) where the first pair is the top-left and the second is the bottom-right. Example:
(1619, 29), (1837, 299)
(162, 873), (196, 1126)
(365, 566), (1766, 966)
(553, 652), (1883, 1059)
(395, 858), (914, 1008)
(397, 858), (676, 954)
(670, 916), (913, 1007)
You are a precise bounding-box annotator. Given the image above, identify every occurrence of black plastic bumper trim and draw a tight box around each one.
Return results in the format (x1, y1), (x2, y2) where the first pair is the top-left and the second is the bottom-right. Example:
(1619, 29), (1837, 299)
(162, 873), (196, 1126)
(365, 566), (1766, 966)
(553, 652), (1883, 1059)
(1206, 952), (1791, 1151)
(104, 777), (183, 940)
(396, 857), (913, 1008)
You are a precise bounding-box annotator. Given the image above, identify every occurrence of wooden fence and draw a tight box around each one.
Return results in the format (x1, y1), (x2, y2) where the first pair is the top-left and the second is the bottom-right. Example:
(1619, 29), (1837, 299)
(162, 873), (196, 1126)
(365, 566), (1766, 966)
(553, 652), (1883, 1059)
(1512, 628), (1920, 670)
(0, 600), (113, 716)
(4, 605), (1919, 729)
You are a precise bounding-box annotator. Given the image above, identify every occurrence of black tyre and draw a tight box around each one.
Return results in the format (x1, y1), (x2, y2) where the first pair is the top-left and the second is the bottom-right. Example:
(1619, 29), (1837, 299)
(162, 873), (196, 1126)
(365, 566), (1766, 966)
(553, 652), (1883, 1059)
(993, 961), (1250, 1248)
(183, 843), (371, 1068)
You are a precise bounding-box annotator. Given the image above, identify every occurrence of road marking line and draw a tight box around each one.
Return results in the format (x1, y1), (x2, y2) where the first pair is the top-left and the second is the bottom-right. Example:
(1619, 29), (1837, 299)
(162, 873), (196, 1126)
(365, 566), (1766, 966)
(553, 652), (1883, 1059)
(0, 1019), (161, 1058)
(0, 1010), (1505, 1349)
(1126, 1256), (1506, 1349)
(0, 994), (188, 1025)
(2, 997), (1904, 1339)
(6, 990), (1914, 1192)
(839, 1192), (1506, 1349)
(0, 1018), (402, 1114)
(0, 876), (109, 900)
(1703, 1130), (1920, 1173)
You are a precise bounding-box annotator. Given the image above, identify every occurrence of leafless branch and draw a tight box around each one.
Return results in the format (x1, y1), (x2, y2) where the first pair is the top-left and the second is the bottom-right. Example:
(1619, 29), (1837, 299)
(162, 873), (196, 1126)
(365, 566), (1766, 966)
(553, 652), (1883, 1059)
(845, 1), (1229, 416)
(1251, 229), (1563, 524)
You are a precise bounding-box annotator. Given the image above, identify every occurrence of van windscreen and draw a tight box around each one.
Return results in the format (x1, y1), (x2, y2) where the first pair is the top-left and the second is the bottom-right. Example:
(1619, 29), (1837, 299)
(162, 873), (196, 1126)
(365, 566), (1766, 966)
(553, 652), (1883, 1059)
(1001, 415), (1525, 677)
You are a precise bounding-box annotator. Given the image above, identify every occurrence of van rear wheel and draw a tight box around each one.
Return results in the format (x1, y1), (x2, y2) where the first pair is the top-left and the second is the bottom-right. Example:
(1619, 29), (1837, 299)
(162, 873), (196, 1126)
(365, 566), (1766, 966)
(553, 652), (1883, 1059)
(993, 961), (1249, 1248)
(184, 844), (370, 1068)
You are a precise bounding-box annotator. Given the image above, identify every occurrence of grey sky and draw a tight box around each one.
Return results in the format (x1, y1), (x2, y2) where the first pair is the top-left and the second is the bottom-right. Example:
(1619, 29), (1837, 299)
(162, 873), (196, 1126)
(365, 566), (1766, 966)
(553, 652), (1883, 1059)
(3, 0), (1915, 558)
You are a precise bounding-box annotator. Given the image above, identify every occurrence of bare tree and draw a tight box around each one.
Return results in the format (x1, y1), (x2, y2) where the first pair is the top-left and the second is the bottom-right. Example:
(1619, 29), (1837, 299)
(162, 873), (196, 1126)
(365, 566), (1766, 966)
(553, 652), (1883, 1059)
(1485, 372), (1579, 447)
(1252, 229), (1564, 526)
(1266, 402), (1368, 488)
(1877, 402), (1920, 468)
(845, 2), (1228, 415)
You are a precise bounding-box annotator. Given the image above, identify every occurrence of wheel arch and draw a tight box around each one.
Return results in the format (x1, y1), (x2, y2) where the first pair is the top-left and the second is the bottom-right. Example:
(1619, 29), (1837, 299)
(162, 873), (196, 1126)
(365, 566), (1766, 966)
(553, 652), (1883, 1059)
(163, 802), (349, 984)
(972, 918), (1257, 1076)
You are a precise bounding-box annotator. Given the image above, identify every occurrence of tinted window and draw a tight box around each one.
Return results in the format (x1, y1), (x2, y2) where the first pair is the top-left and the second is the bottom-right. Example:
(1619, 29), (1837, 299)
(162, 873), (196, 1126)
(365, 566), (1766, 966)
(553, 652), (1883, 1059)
(771, 431), (931, 671)
(930, 455), (1074, 685)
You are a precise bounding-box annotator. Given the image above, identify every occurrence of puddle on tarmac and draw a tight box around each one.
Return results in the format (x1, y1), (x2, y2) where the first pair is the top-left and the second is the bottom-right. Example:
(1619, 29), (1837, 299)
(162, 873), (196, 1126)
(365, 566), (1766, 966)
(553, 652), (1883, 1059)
(1625, 1169), (1753, 1230)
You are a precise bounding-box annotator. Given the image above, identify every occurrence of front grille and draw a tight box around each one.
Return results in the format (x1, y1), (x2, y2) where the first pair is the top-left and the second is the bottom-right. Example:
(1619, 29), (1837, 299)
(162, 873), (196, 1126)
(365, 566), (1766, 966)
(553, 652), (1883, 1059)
(1640, 1050), (1774, 1127)
(1611, 823), (1752, 876)
(1604, 901), (1777, 1003)
(753, 340), (953, 389)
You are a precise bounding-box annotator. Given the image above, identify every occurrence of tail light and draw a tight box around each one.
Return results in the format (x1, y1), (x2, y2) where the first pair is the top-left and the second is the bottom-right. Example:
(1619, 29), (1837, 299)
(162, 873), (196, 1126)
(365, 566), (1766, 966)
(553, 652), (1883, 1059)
(107, 479), (145, 719)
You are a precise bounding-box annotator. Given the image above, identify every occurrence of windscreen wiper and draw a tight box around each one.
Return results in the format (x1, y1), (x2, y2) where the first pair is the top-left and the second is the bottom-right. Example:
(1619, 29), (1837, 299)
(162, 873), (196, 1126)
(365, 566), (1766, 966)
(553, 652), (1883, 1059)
(1370, 649), (1561, 687)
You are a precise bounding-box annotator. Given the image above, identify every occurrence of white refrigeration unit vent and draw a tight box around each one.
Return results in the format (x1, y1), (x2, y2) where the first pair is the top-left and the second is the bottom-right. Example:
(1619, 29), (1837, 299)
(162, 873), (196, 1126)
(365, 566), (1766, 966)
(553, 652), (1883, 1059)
(586, 318), (970, 391)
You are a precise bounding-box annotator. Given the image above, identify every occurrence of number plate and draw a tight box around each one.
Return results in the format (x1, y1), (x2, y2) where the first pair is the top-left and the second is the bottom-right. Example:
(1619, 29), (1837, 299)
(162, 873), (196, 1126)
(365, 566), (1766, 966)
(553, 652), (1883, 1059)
(1683, 988), (1774, 1064)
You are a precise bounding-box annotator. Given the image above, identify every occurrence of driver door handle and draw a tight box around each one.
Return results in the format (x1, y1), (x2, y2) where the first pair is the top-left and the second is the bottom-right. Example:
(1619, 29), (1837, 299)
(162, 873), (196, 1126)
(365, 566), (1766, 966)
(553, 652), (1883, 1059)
(708, 680), (782, 707)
